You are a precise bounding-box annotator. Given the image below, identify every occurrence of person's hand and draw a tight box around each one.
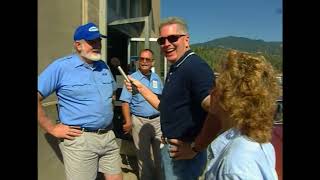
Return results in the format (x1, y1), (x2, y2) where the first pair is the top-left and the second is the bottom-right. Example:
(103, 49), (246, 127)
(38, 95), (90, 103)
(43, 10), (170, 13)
(124, 76), (143, 94)
(49, 124), (83, 140)
(124, 76), (133, 92)
(123, 121), (132, 134)
(167, 139), (198, 160)
(130, 76), (143, 86)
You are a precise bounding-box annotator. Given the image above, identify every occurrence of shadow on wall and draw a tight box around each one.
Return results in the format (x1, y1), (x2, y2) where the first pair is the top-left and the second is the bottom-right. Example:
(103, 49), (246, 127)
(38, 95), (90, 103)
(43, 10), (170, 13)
(44, 133), (64, 163)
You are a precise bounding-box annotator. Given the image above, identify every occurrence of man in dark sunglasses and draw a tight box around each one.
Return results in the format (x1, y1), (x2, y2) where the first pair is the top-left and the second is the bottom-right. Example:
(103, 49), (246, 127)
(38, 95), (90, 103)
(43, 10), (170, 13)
(124, 17), (216, 180)
(156, 34), (186, 46)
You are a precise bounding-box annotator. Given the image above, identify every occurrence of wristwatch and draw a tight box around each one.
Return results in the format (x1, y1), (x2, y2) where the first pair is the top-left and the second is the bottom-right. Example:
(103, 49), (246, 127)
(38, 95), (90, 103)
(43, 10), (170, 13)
(190, 142), (199, 153)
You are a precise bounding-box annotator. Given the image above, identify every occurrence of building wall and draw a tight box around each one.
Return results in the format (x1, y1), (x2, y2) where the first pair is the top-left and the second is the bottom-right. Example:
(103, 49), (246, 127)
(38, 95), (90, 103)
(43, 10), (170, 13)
(38, 0), (161, 85)
(150, 0), (161, 75)
(38, 1), (82, 180)
(38, 0), (82, 102)
(38, 1), (160, 179)
(151, 0), (160, 37)
(87, 0), (100, 25)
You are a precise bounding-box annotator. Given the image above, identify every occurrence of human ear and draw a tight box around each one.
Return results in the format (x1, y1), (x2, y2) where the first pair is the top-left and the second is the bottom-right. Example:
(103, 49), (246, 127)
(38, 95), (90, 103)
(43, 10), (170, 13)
(74, 41), (82, 51)
(184, 35), (190, 48)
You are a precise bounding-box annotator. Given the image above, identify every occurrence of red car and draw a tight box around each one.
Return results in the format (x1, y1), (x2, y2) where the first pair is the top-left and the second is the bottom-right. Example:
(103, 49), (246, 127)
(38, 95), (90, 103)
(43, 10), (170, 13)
(271, 99), (283, 180)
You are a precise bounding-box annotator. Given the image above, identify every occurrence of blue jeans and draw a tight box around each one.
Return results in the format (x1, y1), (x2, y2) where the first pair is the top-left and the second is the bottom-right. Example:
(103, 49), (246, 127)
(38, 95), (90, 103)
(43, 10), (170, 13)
(161, 144), (207, 180)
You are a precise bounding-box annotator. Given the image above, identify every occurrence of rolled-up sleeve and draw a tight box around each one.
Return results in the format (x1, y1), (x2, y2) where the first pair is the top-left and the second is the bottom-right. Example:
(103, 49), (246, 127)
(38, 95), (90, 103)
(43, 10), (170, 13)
(119, 84), (132, 103)
(38, 62), (61, 98)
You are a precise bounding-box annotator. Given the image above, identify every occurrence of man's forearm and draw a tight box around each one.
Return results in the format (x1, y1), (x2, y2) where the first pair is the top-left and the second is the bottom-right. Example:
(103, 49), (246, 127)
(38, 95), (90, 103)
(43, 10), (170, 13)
(37, 93), (55, 134)
(137, 85), (160, 110)
(121, 103), (132, 123)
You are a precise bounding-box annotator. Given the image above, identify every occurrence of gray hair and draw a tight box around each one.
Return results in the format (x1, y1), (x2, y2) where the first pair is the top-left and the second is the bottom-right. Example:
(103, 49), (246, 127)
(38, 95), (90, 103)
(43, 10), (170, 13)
(159, 16), (189, 34)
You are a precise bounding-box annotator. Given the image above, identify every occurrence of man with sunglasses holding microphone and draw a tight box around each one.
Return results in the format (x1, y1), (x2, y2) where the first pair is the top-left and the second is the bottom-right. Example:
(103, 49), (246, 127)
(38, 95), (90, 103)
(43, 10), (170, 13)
(119, 49), (163, 180)
(124, 17), (216, 180)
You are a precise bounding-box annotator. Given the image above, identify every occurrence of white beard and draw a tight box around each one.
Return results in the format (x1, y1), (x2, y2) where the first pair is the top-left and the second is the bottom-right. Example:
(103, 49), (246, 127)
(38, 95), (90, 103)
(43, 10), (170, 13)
(85, 53), (101, 61)
(80, 51), (101, 61)
(79, 44), (102, 61)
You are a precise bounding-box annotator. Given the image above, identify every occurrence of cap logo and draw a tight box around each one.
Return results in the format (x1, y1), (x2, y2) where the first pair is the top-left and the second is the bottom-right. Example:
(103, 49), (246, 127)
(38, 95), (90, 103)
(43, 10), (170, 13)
(88, 26), (98, 32)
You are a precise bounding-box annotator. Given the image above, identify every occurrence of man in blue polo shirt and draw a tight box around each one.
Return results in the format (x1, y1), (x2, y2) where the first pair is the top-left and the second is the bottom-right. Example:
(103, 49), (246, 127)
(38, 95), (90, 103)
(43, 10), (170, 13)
(124, 17), (215, 180)
(120, 49), (163, 180)
(37, 22), (122, 180)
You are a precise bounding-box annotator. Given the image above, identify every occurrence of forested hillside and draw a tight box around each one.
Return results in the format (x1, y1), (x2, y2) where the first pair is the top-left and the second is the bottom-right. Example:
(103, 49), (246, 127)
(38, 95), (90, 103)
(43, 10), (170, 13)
(191, 36), (282, 73)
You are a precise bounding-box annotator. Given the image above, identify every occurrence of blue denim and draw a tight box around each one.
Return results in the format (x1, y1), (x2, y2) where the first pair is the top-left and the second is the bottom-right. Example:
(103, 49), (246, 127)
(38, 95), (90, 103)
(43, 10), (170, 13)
(161, 144), (207, 180)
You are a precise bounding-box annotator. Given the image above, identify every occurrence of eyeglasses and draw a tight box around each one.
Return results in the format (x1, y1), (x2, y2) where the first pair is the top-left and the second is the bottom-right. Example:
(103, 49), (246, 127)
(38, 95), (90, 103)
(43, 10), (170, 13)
(139, 57), (152, 62)
(157, 34), (186, 45)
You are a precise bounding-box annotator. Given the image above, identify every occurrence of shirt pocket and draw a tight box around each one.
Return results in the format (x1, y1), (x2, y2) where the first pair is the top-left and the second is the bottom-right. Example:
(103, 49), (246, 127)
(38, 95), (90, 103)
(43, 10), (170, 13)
(61, 81), (93, 100)
(97, 76), (114, 100)
(150, 79), (162, 94)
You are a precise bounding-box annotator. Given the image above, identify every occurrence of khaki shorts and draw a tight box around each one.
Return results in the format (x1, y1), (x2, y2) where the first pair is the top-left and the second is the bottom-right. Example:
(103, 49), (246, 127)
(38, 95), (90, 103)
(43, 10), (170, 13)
(59, 130), (121, 180)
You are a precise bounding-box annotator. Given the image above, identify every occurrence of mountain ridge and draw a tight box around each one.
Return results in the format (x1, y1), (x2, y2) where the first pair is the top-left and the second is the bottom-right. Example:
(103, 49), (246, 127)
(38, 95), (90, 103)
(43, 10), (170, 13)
(190, 36), (282, 72)
(192, 36), (282, 55)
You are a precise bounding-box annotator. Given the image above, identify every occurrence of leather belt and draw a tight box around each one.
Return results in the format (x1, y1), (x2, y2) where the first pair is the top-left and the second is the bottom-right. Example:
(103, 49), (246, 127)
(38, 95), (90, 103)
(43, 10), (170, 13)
(80, 125), (112, 134)
(133, 114), (160, 119)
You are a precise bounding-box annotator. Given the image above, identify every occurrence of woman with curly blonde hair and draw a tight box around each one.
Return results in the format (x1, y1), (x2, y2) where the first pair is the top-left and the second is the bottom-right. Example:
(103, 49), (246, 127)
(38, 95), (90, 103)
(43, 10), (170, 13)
(205, 50), (280, 180)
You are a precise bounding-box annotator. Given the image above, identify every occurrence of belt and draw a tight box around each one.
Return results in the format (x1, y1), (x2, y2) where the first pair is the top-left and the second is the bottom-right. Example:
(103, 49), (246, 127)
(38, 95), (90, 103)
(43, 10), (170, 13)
(133, 114), (160, 119)
(80, 125), (113, 134)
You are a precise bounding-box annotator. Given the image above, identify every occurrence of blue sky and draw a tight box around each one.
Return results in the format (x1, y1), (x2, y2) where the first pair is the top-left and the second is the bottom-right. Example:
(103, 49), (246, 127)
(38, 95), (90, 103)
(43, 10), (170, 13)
(160, 0), (282, 44)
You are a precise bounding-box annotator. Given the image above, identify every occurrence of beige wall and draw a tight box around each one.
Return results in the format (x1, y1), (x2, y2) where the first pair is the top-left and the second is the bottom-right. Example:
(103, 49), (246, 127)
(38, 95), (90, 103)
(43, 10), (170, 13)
(38, 104), (66, 180)
(38, 0), (161, 80)
(151, 0), (161, 76)
(148, 0), (161, 75)
(38, 0), (82, 74)
(152, 0), (160, 37)
(38, 0), (82, 102)
(38, 1), (82, 179)
(87, 0), (100, 25)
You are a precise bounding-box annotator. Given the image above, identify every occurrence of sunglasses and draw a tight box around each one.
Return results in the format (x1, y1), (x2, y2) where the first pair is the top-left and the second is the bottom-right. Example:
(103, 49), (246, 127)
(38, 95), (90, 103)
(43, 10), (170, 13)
(139, 57), (152, 62)
(157, 34), (186, 45)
